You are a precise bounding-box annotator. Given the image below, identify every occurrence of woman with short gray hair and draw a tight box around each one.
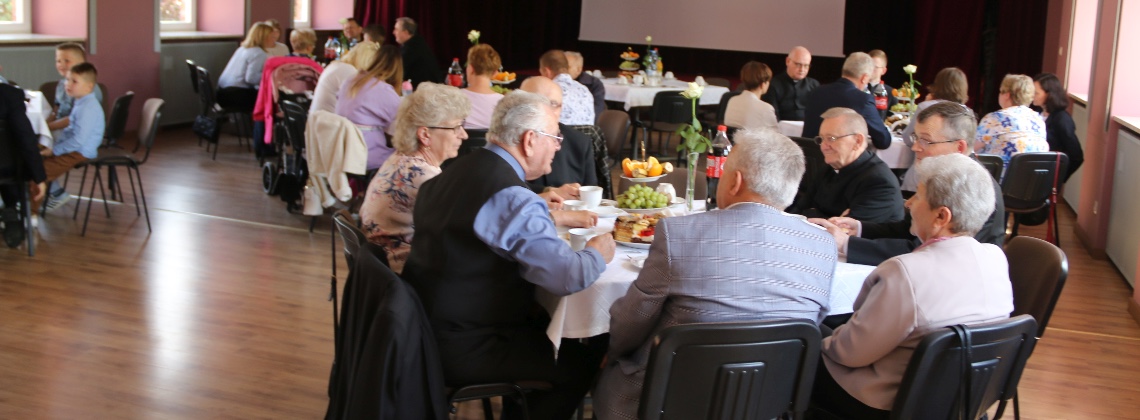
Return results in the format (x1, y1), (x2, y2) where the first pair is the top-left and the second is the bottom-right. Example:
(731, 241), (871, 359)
(359, 83), (471, 273)
(975, 74), (1048, 166)
(813, 153), (1013, 417)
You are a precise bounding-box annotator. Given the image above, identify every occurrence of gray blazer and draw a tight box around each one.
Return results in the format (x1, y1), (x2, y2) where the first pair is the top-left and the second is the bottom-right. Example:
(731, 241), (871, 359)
(593, 202), (838, 420)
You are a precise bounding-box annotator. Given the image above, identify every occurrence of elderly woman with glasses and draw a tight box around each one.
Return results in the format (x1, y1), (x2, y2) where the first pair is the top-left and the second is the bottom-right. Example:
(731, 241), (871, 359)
(975, 74), (1048, 166)
(810, 153), (1013, 418)
(359, 82), (470, 273)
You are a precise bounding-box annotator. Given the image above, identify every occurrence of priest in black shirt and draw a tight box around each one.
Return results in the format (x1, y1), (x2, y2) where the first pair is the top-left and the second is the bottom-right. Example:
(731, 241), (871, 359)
(762, 46), (820, 121)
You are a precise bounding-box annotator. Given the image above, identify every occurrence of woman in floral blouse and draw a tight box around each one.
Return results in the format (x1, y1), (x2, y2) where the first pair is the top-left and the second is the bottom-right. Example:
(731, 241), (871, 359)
(359, 83), (470, 273)
(975, 74), (1048, 167)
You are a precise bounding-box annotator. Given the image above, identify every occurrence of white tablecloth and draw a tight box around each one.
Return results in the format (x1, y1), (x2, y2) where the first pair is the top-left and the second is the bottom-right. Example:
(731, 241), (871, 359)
(602, 78), (730, 110)
(537, 213), (875, 351)
(24, 90), (53, 148)
(773, 120), (913, 169)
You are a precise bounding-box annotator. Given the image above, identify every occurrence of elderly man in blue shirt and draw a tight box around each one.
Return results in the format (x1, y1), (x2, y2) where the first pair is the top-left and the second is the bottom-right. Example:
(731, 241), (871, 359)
(404, 90), (615, 420)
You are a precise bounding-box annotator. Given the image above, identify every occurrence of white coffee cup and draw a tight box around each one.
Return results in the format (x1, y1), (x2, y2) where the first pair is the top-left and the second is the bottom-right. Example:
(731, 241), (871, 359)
(569, 228), (597, 251)
(564, 200), (587, 211)
(617, 76), (629, 85)
(664, 71), (675, 79)
(655, 183), (677, 203)
(593, 69), (603, 78)
(646, 76), (661, 87)
(632, 75), (645, 86)
(579, 186), (603, 209)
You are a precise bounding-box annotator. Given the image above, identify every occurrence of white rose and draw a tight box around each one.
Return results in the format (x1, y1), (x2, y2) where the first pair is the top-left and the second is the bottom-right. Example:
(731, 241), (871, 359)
(903, 64), (917, 75)
(468, 30), (481, 43)
(646, 35), (653, 43)
(680, 82), (704, 99)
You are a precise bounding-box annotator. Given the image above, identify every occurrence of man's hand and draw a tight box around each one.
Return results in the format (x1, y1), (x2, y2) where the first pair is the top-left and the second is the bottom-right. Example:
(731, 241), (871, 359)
(552, 210), (598, 228)
(809, 218), (850, 253)
(554, 183), (581, 200)
(29, 182), (46, 203)
(828, 216), (861, 236)
(39, 148), (52, 157)
(538, 190), (565, 210)
(586, 233), (616, 263)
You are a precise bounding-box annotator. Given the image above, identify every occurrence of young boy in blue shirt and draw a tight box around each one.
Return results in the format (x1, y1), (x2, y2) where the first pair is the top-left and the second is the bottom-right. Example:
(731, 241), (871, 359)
(44, 43), (103, 208)
(34, 63), (105, 213)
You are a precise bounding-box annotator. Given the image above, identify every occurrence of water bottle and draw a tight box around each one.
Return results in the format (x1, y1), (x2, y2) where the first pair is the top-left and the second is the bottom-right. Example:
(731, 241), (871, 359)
(447, 58), (464, 87)
(706, 125), (731, 210)
(323, 36), (338, 61)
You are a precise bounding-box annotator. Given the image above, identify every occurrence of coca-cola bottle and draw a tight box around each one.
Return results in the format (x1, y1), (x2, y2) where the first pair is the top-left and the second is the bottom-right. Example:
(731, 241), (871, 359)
(447, 58), (464, 87)
(706, 125), (731, 210)
(323, 36), (339, 61)
(873, 82), (888, 111)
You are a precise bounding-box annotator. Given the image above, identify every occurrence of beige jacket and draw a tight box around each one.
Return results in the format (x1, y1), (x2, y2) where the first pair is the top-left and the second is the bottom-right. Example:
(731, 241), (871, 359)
(821, 236), (1013, 410)
(305, 110), (367, 207)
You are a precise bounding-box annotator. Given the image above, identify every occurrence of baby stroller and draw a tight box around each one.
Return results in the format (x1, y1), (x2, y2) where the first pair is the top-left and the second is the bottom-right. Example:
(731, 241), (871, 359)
(255, 58), (321, 212)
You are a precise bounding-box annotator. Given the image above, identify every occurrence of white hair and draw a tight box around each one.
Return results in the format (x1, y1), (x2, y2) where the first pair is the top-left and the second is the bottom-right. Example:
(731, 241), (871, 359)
(391, 83), (471, 154)
(488, 91), (552, 147)
(915, 153), (996, 235)
(841, 52), (875, 79)
(723, 128), (805, 209)
(820, 107), (869, 136)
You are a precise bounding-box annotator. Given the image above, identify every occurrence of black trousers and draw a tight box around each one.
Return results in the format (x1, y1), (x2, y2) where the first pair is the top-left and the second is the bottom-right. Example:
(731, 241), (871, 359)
(810, 358), (891, 420)
(438, 328), (604, 420)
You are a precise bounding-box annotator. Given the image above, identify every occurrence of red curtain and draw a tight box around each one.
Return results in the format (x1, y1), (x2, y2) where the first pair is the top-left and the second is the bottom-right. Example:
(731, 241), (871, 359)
(912, 0), (988, 110)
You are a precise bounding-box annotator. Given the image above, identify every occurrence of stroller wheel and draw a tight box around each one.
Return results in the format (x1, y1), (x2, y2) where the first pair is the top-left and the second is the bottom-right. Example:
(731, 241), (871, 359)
(262, 162), (280, 195)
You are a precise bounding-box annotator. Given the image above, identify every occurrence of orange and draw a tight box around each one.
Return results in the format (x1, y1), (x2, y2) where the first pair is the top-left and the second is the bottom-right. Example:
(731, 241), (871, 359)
(622, 158), (633, 177)
(646, 157), (663, 176)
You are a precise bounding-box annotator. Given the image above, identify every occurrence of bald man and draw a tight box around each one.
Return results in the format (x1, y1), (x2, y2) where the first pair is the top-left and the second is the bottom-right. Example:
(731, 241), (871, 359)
(762, 46), (820, 121)
(520, 76), (598, 195)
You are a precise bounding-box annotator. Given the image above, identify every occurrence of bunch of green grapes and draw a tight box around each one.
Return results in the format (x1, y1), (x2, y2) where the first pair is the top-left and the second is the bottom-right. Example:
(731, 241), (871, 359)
(617, 184), (669, 209)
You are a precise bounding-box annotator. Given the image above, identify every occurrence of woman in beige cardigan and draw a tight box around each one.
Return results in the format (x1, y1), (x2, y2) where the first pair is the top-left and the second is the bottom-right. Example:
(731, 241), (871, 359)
(812, 153), (1014, 418)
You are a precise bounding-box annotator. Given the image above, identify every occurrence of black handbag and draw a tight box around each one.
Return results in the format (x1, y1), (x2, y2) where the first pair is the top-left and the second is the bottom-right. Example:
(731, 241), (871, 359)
(192, 114), (220, 143)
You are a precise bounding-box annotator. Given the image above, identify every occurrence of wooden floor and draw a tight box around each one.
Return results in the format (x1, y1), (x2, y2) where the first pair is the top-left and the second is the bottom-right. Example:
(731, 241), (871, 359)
(2, 127), (1138, 419)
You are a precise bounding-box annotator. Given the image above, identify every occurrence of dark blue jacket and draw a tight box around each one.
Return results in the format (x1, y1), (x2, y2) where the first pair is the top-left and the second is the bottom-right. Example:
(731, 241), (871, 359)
(801, 78), (892, 150)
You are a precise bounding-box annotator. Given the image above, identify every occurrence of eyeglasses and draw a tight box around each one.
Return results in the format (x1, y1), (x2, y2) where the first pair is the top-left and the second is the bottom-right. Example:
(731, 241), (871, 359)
(908, 134), (961, 148)
(534, 129), (563, 145)
(548, 100), (563, 109)
(813, 133), (857, 145)
(427, 121), (466, 134)
(791, 61), (811, 69)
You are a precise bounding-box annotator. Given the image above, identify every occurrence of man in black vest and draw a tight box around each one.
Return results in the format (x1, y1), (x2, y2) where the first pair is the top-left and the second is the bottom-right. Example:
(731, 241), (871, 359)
(404, 91), (616, 419)
(393, 17), (442, 88)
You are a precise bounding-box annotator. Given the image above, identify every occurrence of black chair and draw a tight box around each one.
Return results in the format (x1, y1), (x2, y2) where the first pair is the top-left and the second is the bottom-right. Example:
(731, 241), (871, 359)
(38, 81), (58, 99)
(441, 128), (488, 170)
(598, 109), (631, 161)
(890, 315), (1038, 420)
(567, 124), (614, 200)
(976, 154), (1004, 182)
(1001, 152), (1069, 246)
(704, 77), (732, 88)
(638, 319), (821, 420)
(196, 66), (251, 157)
(101, 91), (134, 149)
(633, 91), (690, 160)
(1004, 236), (1068, 419)
(67, 98), (163, 236)
(185, 59), (199, 94)
(0, 119), (35, 256)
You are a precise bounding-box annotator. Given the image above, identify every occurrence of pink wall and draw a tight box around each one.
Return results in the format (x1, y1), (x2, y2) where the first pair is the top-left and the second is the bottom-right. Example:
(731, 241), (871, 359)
(1075, 0), (1121, 256)
(32, 0), (86, 37)
(1067, 0), (1098, 96)
(199, 0), (245, 34)
(1110, 1), (1140, 117)
(89, 0), (160, 132)
(312, 0), (353, 30)
(250, 0), (292, 39)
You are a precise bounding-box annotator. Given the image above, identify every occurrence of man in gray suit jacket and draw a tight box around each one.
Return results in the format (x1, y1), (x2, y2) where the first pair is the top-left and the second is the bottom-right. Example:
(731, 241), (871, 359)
(593, 129), (838, 420)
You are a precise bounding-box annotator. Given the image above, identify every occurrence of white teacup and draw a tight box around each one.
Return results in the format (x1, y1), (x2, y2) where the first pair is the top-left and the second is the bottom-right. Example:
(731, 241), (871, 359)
(655, 183), (677, 202)
(593, 69), (603, 78)
(569, 228), (597, 251)
(579, 186), (603, 209)
(646, 76), (661, 87)
(564, 200), (588, 211)
(632, 75), (645, 86)
(664, 71), (675, 79)
(617, 76), (629, 85)
(694, 75), (707, 86)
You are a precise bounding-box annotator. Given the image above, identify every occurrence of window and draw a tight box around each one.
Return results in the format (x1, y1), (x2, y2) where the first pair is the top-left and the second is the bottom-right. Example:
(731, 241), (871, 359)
(293, 0), (311, 29)
(160, 0), (196, 32)
(0, 0), (31, 34)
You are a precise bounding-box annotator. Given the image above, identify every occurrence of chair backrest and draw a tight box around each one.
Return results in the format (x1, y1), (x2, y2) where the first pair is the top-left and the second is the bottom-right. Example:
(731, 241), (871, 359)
(716, 90), (743, 125)
(639, 319), (821, 420)
(195, 66), (217, 115)
(186, 59), (200, 94)
(39, 81), (58, 100)
(441, 128), (489, 170)
(279, 99), (310, 149)
(704, 77), (732, 88)
(103, 91), (135, 147)
(649, 91), (692, 126)
(567, 124), (615, 198)
(891, 315), (1038, 420)
(135, 98), (165, 164)
(616, 165), (708, 201)
(1004, 236), (1068, 338)
(598, 109), (631, 161)
(975, 154), (1004, 182)
(1001, 152), (1069, 210)
(0, 119), (17, 175)
(332, 210), (366, 267)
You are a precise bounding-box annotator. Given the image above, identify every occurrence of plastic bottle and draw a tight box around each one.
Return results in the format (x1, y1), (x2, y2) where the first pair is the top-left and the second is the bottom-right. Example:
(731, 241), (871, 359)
(447, 58), (464, 87)
(706, 125), (731, 210)
(323, 36), (338, 61)
(873, 83), (889, 111)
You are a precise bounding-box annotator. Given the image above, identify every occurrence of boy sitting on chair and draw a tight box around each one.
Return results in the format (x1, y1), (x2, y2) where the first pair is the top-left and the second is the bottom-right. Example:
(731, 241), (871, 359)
(34, 63), (105, 216)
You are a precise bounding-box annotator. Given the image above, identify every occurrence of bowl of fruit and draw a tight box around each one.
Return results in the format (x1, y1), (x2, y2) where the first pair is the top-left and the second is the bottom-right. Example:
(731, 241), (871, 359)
(620, 48), (640, 61)
(616, 184), (672, 214)
(491, 71), (517, 85)
(621, 156), (672, 182)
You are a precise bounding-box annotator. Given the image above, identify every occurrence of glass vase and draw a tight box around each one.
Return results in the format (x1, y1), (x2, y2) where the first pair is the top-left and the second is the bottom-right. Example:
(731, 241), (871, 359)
(685, 151), (699, 213)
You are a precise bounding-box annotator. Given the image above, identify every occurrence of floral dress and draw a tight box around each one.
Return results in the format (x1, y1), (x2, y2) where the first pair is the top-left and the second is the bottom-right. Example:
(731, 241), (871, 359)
(358, 154), (441, 274)
(975, 105), (1049, 165)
